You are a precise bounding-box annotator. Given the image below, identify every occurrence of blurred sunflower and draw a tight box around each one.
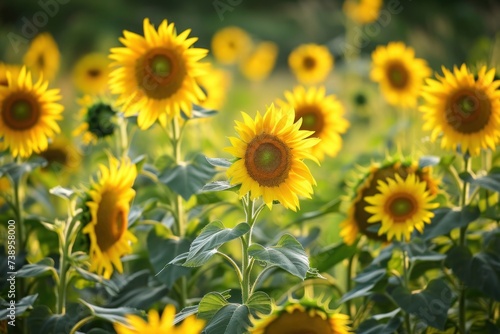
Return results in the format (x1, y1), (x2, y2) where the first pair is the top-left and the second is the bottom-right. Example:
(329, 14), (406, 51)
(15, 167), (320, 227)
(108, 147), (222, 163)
(277, 86), (350, 161)
(240, 41), (278, 82)
(420, 65), (500, 156)
(370, 42), (431, 108)
(211, 26), (253, 65)
(0, 177), (11, 207)
(196, 64), (231, 111)
(23, 32), (60, 81)
(109, 18), (208, 129)
(0, 67), (63, 158)
(225, 104), (319, 211)
(73, 95), (118, 145)
(365, 173), (438, 242)
(72, 53), (111, 95)
(340, 158), (439, 245)
(0, 63), (21, 87)
(82, 157), (137, 279)
(343, 0), (383, 24)
(288, 44), (333, 85)
(114, 305), (204, 334)
(37, 137), (81, 172)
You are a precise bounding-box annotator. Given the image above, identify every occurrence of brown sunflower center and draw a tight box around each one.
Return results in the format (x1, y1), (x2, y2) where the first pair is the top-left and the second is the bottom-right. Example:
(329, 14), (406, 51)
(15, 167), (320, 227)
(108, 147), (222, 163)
(39, 147), (68, 167)
(386, 62), (409, 89)
(245, 134), (292, 187)
(446, 89), (491, 134)
(263, 309), (332, 334)
(295, 106), (324, 136)
(303, 56), (316, 70)
(0, 78), (8, 86)
(37, 55), (45, 68)
(1, 93), (40, 131)
(87, 69), (101, 78)
(94, 190), (127, 252)
(386, 193), (417, 223)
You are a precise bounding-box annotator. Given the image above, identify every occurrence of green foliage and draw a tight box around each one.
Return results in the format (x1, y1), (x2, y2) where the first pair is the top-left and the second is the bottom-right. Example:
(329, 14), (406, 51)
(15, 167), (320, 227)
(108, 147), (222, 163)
(310, 242), (358, 272)
(202, 304), (252, 334)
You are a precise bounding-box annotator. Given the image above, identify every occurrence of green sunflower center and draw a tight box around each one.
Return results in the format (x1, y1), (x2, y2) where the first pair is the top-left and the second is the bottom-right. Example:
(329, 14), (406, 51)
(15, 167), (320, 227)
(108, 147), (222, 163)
(295, 106), (324, 136)
(387, 193), (417, 223)
(1, 94), (40, 131)
(354, 92), (367, 106)
(85, 103), (117, 139)
(447, 89), (491, 134)
(150, 55), (172, 77)
(387, 62), (409, 89)
(303, 56), (316, 70)
(94, 190), (127, 252)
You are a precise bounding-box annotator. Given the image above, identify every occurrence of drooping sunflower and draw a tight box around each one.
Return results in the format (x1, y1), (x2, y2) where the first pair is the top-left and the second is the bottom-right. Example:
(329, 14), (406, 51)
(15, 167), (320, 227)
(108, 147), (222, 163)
(225, 104), (319, 211)
(365, 173), (439, 242)
(0, 63), (21, 87)
(420, 64), (500, 156)
(370, 42), (431, 108)
(211, 26), (253, 65)
(196, 63), (231, 111)
(72, 53), (111, 95)
(288, 44), (333, 85)
(73, 95), (118, 145)
(0, 67), (63, 158)
(114, 305), (204, 334)
(240, 41), (278, 82)
(23, 32), (60, 81)
(109, 18), (208, 129)
(340, 158), (439, 245)
(82, 157), (137, 279)
(277, 86), (350, 161)
(343, 0), (383, 24)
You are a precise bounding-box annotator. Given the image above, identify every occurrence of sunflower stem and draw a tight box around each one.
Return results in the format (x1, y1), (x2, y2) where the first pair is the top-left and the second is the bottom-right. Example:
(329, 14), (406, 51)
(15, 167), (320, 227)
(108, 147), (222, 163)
(402, 242), (413, 334)
(118, 114), (129, 159)
(346, 254), (357, 319)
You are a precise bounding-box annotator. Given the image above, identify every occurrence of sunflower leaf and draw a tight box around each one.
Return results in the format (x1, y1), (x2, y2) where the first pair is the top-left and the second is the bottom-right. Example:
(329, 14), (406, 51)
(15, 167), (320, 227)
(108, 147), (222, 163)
(310, 242), (357, 272)
(173, 305), (199, 325)
(246, 291), (272, 317)
(201, 180), (238, 193)
(357, 315), (403, 334)
(202, 303), (252, 334)
(17, 258), (57, 279)
(0, 157), (47, 184)
(206, 157), (232, 168)
(418, 206), (480, 241)
(461, 167), (500, 193)
(198, 292), (230, 321)
(0, 294), (38, 320)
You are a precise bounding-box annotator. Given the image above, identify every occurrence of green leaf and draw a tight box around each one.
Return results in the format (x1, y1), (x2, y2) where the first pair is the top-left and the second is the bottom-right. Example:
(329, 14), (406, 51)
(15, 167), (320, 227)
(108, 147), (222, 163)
(206, 157), (232, 168)
(461, 167), (500, 193)
(310, 243), (357, 272)
(183, 104), (218, 120)
(73, 267), (119, 292)
(198, 292), (230, 321)
(0, 157), (47, 183)
(174, 306), (199, 325)
(246, 291), (272, 317)
(17, 258), (56, 278)
(420, 206), (480, 241)
(27, 303), (89, 334)
(357, 316), (402, 334)
(406, 239), (446, 263)
(49, 186), (75, 200)
(248, 234), (309, 279)
(419, 156), (440, 168)
(0, 294), (38, 320)
(80, 299), (142, 325)
(203, 304), (252, 334)
(201, 181), (237, 193)
(288, 199), (341, 227)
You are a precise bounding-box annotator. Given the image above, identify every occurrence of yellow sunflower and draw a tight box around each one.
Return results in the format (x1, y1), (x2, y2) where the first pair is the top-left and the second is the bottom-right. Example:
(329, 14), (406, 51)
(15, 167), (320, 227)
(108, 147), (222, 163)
(0, 63), (21, 87)
(72, 53), (111, 95)
(370, 42), (431, 108)
(277, 86), (350, 161)
(196, 63), (231, 111)
(0, 67), (63, 158)
(289, 44), (333, 85)
(109, 18), (208, 129)
(114, 305), (204, 334)
(225, 104), (319, 211)
(23, 32), (60, 81)
(365, 173), (439, 242)
(37, 136), (81, 171)
(73, 95), (118, 145)
(420, 64), (500, 156)
(343, 0), (383, 24)
(240, 41), (278, 82)
(211, 26), (253, 65)
(82, 157), (137, 279)
(0, 177), (11, 208)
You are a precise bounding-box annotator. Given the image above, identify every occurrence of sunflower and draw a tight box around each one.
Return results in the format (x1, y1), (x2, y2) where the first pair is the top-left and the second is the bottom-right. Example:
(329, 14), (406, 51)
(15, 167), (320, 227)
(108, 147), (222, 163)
(0, 63), (21, 87)
(0, 177), (11, 208)
(343, 0), (383, 24)
(370, 42), (431, 108)
(196, 63), (231, 111)
(73, 95), (118, 145)
(72, 53), (111, 95)
(211, 26), (253, 65)
(420, 64), (500, 156)
(225, 104), (319, 211)
(23, 33), (60, 81)
(288, 44), (333, 85)
(82, 157), (137, 279)
(114, 305), (204, 334)
(109, 18), (208, 129)
(37, 136), (81, 171)
(277, 86), (350, 161)
(240, 41), (278, 82)
(365, 173), (439, 242)
(0, 67), (63, 158)
(340, 158), (439, 245)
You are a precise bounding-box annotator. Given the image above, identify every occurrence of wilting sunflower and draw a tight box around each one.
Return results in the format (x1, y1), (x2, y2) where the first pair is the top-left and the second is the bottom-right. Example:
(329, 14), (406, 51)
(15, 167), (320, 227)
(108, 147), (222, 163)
(82, 157), (137, 279)
(340, 158), (439, 245)
(196, 64), (231, 111)
(370, 42), (431, 108)
(343, 0), (383, 24)
(0, 67), (63, 158)
(251, 298), (351, 334)
(277, 86), (350, 161)
(420, 64), (500, 156)
(109, 18), (208, 129)
(365, 173), (439, 242)
(0, 63), (21, 87)
(72, 53), (111, 95)
(225, 104), (319, 211)
(74, 95), (118, 145)
(289, 44), (333, 85)
(23, 33), (60, 81)
(240, 41), (278, 82)
(114, 305), (204, 334)
(211, 26), (253, 65)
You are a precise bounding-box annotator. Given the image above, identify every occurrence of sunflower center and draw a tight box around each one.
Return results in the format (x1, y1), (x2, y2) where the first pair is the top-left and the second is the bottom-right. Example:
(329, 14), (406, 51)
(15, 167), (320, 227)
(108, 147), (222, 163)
(387, 62), (409, 89)
(87, 69), (101, 78)
(0, 78), (8, 86)
(150, 55), (172, 77)
(386, 193), (417, 223)
(94, 191), (127, 252)
(37, 55), (45, 68)
(39, 147), (68, 167)
(295, 106), (324, 136)
(263, 309), (333, 334)
(354, 92), (367, 106)
(1, 94), (40, 131)
(303, 56), (316, 70)
(245, 134), (292, 187)
(446, 89), (491, 134)
(86, 103), (117, 139)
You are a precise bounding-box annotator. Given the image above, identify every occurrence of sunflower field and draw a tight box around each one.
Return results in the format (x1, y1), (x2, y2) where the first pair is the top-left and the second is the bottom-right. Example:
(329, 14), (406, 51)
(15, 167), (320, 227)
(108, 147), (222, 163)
(1, 0), (500, 333)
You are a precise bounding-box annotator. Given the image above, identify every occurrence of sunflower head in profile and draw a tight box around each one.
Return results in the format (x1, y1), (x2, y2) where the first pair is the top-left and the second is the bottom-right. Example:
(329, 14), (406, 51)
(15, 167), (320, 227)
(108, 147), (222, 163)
(240, 41), (278, 82)
(250, 298), (351, 334)
(109, 18), (208, 129)
(72, 53), (111, 95)
(277, 86), (350, 161)
(82, 157), (137, 279)
(37, 137), (81, 172)
(23, 32), (60, 81)
(289, 44), (334, 85)
(0, 64), (21, 88)
(211, 26), (253, 65)
(74, 95), (118, 145)
(420, 64), (500, 156)
(225, 104), (319, 211)
(343, 0), (383, 24)
(196, 63), (231, 111)
(0, 67), (63, 158)
(370, 42), (431, 108)
(340, 158), (440, 245)
(114, 304), (204, 334)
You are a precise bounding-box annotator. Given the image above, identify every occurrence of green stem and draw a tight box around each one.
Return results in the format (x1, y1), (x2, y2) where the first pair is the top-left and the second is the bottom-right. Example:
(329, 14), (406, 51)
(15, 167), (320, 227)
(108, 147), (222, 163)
(69, 316), (94, 334)
(250, 265), (276, 295)
(217, 251), (243, 282)
(402, 242), (412, 334)
(458, 155), (470, 334)
(240, 196), (259, 304)
(118, 115), (129, 159)
(13, 173), (25, 254)
(346, 254), (357, 319)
